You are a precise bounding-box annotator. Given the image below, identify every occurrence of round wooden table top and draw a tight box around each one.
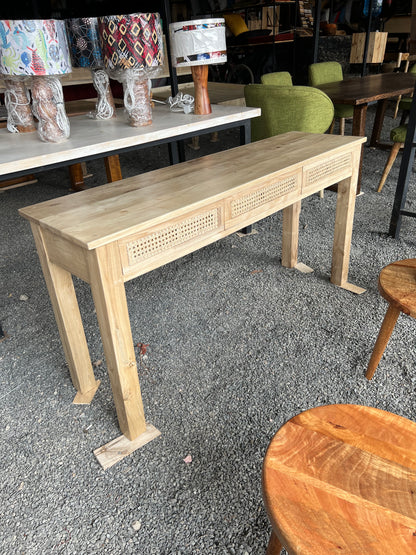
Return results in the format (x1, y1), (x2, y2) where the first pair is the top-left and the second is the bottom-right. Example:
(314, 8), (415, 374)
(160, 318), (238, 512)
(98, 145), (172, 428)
(263, 404), (416, 554)
(379, 258), (416, 318)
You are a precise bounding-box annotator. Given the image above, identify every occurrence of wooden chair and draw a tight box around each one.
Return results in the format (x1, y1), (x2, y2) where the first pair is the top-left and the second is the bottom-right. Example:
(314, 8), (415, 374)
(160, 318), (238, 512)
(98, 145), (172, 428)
(377, 124), (406, 192)
(308, 61), (354, 135)
(366, 259), (416, 379)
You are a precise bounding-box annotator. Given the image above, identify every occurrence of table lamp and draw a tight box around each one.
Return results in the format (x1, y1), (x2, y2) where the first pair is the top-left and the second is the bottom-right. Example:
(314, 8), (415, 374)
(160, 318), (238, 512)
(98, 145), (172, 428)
(169, 19), (227, 115)
(66, 17), (116, 119)
(0, 20), (36, 133)
(98, 13), (163, 127)
(0, 19), (72, 142)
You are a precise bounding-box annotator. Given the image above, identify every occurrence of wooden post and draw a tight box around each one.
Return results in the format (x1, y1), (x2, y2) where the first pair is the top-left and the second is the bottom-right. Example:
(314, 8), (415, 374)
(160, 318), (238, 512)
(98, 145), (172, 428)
(69, 164), (86, 191)
(410, 0), (416, 55)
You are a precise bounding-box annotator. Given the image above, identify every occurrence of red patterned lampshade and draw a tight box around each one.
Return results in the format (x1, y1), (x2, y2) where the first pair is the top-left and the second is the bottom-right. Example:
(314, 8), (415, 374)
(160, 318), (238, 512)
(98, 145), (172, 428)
(98, 13), (163, 72)
(97, 13), (164, 127)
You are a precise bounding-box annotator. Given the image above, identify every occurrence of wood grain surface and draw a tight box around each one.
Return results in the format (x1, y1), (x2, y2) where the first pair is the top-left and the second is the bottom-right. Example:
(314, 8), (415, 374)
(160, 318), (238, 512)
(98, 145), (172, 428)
(378, 259), (416, 317)
(263, 404), (416, 554)
(317, 72), (416, 105)
(19, 132), (364, 251)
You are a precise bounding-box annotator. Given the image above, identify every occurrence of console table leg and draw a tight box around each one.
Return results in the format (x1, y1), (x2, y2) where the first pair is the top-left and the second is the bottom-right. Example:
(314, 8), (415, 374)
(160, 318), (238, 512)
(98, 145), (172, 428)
(30, 224), (100, 402)
(330, 161), (366, 294)
(281, 200), (301, 268)
(352, 104), (367, 195)
(87, 243), (147, 441)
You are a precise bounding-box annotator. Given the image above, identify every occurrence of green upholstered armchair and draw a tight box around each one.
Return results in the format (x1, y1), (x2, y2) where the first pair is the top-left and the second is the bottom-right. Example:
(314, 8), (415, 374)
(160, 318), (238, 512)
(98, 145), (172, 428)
(308, 61), (353, 135)
(244, 84), (334, 143)
(260, 71), (293, 86)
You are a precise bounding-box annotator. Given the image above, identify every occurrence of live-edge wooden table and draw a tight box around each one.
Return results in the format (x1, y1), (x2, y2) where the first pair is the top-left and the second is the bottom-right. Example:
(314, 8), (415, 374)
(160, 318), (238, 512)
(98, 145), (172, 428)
(19, 131), (366, 469)
(317, 72), (416, 193)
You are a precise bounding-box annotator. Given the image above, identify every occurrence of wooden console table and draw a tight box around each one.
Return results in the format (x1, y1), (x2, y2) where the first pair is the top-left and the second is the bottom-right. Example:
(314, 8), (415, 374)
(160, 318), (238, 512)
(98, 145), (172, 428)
(19, 131), (365, 469)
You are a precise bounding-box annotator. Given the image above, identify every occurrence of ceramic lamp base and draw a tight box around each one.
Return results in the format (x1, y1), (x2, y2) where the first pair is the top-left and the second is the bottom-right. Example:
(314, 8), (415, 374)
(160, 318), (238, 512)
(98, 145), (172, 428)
(91, 68), (116, 119)
(123, 76), (152, 127)
(4, 78), (36, 133)
(191, 65), (211, 115)
(31, 76), (70, 143)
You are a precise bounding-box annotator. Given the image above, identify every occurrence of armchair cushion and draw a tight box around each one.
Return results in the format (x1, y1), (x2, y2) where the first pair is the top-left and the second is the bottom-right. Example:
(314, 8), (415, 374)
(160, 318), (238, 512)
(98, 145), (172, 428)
(391, 125), (407, 143)
(261, 72), (293, 86)
(244, 84), (335, 142)
(308, 62), (343, 87)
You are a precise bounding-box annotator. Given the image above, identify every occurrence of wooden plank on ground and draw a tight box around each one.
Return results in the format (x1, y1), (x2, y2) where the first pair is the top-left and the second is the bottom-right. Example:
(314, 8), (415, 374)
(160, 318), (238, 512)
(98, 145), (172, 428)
(94, 424), (161, 470)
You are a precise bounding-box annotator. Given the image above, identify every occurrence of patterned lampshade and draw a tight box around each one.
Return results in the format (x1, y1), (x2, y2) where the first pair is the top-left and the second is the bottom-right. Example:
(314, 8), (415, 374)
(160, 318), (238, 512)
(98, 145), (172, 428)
(98, 13), (163, 72)
(66, 17), (103, 69)
(0, 19), (72, 76)
(169, 19), (227, 68)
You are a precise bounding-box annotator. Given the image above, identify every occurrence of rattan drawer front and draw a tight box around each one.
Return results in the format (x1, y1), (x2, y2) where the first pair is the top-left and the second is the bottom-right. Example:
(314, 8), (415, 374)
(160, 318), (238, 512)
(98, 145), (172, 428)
(228, 171), (301, 226)
(303, 152), (352, 193)
(120, 206), (223, 278)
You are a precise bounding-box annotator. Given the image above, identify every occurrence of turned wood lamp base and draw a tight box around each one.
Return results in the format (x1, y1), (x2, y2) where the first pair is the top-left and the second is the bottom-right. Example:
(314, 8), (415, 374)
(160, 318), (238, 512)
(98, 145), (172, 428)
(191, 65), (212, 115)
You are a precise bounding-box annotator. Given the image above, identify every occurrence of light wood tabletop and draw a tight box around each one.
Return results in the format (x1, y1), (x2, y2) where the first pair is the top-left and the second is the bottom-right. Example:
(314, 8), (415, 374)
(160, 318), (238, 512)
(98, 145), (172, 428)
(263, 404), (416, 554)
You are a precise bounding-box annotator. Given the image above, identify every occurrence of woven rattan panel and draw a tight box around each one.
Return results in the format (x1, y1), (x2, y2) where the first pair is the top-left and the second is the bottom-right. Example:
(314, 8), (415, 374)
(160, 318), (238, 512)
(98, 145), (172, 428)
(230, 175), (299, 218)
(126, 208), (221, 265)
(305, 153), (351, 187)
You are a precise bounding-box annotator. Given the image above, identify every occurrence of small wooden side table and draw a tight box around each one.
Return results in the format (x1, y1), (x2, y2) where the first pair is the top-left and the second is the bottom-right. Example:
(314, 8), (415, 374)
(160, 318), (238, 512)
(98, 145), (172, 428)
(263, 404), (416, 554)
(366, 258), (416, 380)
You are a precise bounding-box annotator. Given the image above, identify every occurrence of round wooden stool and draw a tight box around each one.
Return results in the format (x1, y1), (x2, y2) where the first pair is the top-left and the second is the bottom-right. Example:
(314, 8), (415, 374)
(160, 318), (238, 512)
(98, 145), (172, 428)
(366, 258), (416, 380)
(262, 404), (416, 554)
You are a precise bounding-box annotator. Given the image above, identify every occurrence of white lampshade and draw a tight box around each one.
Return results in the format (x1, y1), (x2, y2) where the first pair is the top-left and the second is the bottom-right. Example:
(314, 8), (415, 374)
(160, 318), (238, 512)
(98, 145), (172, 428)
(169, 18), (227, 68)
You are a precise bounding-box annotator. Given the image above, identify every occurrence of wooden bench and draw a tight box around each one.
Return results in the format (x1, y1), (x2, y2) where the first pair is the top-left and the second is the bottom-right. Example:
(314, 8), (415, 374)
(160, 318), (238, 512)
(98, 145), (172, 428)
(19, 131), (365, 469)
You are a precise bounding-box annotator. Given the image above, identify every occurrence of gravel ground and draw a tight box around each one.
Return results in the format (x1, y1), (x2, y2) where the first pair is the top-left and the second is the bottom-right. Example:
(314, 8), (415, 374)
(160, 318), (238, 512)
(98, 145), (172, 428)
(1, 104), (416, 554)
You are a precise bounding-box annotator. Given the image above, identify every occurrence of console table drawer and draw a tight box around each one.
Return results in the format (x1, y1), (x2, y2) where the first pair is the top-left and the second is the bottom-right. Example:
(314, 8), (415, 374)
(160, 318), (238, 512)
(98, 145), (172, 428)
(119, 204), (224, 279)
(303, 152), (352, 194)
(226, 170), (301, 228)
